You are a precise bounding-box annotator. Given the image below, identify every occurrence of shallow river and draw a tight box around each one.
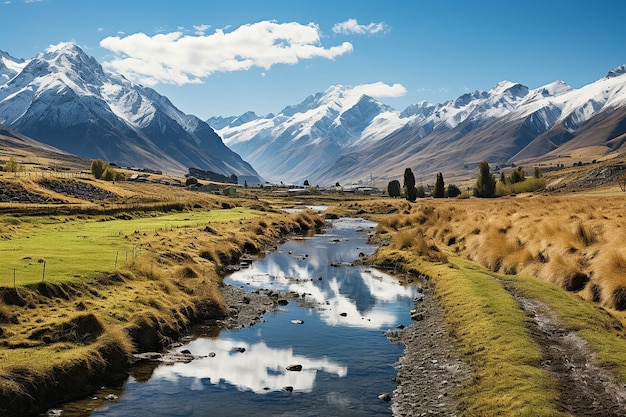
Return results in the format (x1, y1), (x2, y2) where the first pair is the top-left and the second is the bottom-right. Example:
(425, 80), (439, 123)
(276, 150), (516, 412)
(49, 218), (418, 417)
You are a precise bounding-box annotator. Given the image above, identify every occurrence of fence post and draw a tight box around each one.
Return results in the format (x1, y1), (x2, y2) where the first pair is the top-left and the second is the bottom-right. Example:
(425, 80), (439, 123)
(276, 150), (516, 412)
(114, 251), (119, 269)
(42, 261), (46, 282)
(13, 268), (16, 289)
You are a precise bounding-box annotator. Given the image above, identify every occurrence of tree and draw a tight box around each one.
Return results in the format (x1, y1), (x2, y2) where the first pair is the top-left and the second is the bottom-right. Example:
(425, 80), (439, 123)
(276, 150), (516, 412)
(416, 185), (426, 199)
(387, 180), (401, 197)
(185, 176), (199, 186)
(509, 166), (525, 184)
(90, 159), (108, 179)
(403, 168), (417, 202)
(447, 184), (461, 198)
(4, 157), (21, 173)
(534, 167), (542, 178)
(304, 180), (310, 186)
(475, 161), (496, 198)
(433, 172), (445, 198)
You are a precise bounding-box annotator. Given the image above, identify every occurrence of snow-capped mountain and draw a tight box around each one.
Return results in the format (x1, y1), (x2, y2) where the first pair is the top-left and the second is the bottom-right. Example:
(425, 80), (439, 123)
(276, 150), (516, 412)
(0, 44), (261, 183)
(211, 85), (400, 183)
(212, 66), (626, 185)
(0, 51), (26, 83)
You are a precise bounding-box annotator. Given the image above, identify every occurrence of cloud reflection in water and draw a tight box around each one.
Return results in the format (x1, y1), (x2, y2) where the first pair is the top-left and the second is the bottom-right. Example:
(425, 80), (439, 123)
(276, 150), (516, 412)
(149, 338), (347, 394)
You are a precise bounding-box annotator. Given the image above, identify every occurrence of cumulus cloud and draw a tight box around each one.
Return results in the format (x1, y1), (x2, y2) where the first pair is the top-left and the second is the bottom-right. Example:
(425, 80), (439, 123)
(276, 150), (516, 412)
(100, 20), (354, 86)
(332, 19), (389, 36)
(351, 82), (407, 98)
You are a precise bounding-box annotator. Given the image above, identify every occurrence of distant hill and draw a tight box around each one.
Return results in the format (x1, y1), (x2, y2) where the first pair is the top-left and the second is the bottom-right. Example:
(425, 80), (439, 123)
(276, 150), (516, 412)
(0, 123), (90, 171)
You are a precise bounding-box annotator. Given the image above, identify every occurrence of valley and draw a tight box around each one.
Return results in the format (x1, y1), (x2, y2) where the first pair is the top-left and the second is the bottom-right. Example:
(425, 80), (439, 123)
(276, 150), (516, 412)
(0, 159), (624, 416)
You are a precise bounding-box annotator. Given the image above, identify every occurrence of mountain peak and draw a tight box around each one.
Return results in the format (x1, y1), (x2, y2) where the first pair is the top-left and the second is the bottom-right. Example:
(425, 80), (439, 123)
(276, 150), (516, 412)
(603, 64), (626, 79)
(489, 81), (529, 98)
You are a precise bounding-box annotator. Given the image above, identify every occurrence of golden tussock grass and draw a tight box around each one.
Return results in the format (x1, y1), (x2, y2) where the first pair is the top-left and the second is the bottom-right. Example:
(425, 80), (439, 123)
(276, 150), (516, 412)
(353, 192), (626, 312)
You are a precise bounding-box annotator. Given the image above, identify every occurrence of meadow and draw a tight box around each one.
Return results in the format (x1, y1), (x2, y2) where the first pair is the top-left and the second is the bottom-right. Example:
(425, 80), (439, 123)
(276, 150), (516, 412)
(0, 208), (263, 285)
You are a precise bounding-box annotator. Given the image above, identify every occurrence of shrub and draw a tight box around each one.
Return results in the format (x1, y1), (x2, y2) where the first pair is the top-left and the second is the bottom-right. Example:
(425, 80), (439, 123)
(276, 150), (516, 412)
(447, 184), (461, 198)
(387, 180), (401, 197)
(4, 157), (21, 173)
(509, 167), (526, 184)
(416, 185), (426, 199)
(90, 159), (108, 179)
(496, 177), (546, 196)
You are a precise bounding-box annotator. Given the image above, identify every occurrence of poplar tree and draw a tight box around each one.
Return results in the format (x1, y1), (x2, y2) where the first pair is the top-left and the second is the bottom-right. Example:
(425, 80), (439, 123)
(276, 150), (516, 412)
(403, 168), (417, 202)
(475, 161), (496, 198)
(434, 172), (445, 198)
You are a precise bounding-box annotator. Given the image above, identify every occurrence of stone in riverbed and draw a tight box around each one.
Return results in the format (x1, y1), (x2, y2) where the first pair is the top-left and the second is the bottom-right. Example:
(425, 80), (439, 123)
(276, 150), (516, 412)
(286, 364), (302, 371)
(378, 393), (392, 402)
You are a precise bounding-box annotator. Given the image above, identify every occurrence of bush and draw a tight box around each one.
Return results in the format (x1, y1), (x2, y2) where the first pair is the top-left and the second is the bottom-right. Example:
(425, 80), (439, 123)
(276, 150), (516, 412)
(91, 159), (108, 179)
(387, 180), (401, 197)
(496, 177), (546, 196)
(4, 157), (21, 173)
(447, 184), (461, 198)
(509, 167), (526, 184)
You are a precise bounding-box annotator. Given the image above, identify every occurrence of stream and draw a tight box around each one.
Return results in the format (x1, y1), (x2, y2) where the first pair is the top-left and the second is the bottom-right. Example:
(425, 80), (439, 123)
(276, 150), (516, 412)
(47, 218), (418, 417)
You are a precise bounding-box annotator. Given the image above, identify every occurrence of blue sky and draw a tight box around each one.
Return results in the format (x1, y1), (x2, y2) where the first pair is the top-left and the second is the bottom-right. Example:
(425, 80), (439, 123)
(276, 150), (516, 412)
(2, 0), (625, 119)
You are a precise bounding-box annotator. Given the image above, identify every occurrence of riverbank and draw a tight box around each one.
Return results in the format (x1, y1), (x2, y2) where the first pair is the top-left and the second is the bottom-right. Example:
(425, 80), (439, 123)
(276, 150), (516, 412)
(0, 206), (324, 417)
(386, 283), (470, 416)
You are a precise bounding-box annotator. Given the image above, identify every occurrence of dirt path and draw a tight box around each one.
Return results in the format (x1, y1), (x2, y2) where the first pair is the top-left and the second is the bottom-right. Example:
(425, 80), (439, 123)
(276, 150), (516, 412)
(516, 295), (626, 417)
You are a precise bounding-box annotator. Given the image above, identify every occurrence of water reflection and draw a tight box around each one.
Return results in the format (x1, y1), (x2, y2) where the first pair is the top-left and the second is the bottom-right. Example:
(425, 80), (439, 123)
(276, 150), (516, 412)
(228, 219), (415, 329)
(154, 338), (347, 394)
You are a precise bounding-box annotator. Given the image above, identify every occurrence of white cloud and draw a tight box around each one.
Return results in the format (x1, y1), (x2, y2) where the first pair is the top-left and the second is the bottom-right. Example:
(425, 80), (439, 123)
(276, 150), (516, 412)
(332, 19), (389, 36)
(193, 24), (211, 35)
(351, 82), (407, 98)
(45, 41), (77, 53)
(100, 20), (354, 86)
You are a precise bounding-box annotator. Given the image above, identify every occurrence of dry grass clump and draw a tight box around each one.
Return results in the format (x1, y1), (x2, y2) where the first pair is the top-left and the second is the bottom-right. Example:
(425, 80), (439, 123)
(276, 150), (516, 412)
(365, 192), (626, 312)
(591, 250), (626, 310)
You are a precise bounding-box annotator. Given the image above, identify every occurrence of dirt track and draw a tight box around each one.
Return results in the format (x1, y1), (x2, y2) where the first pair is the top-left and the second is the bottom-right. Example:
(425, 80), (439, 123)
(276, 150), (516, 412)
(388, 279), (626, 417)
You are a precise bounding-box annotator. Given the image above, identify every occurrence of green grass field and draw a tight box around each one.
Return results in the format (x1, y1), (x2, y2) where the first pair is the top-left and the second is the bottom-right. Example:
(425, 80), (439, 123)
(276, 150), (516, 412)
(0, 208), (261, 285)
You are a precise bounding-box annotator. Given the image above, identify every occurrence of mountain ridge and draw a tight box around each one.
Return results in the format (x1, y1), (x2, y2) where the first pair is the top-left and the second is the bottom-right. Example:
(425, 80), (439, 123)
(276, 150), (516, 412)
(211, 66), (626, 185)
(0, 44), (261, 183)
